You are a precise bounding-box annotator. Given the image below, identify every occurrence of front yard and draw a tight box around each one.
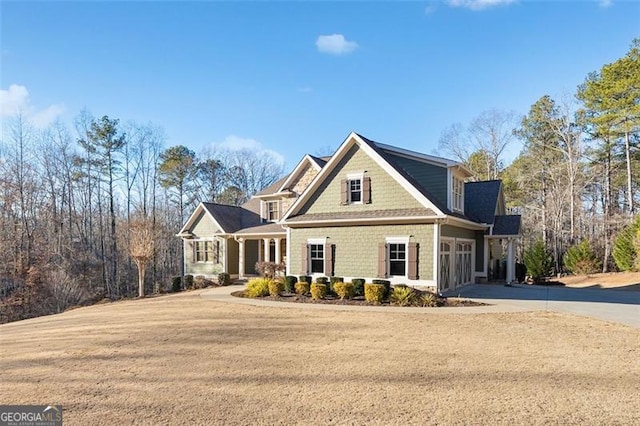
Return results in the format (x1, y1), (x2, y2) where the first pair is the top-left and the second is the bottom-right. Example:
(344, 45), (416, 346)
(0, 290), (638, 425)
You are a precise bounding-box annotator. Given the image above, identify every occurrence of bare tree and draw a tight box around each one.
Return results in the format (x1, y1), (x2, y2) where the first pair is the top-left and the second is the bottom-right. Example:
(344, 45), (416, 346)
(127, 215), (156, 298)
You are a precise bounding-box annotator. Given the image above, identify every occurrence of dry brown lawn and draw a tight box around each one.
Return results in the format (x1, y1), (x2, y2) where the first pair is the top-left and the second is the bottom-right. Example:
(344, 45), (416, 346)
(558, 271), (640, 291)
(1, 290), (638, 425)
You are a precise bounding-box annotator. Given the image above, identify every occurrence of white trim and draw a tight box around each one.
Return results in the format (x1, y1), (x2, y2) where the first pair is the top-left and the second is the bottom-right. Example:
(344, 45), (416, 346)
(385, 236), (410, 279)
(307, 238), (327, 275)
(281, 132), (446, 222)
(346, 172), (365, 205)
(286, 227), (291, 275)
(224, 238), (229, 273)
(433, 222), (440, 282)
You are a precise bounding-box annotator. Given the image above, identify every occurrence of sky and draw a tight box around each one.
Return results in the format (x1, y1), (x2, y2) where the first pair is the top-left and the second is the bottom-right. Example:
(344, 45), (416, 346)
(1, 0), (639, 170)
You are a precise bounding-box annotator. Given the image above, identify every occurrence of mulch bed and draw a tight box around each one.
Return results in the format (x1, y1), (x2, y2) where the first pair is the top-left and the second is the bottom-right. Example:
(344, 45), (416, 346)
(230, 291), (486, 307)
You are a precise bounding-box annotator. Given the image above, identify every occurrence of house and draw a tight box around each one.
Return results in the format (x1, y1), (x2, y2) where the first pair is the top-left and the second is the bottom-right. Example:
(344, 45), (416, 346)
(178, 132), (521, 293)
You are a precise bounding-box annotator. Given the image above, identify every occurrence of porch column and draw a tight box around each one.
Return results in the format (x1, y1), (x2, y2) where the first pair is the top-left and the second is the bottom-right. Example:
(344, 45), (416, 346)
(263, 238), (271, 262)
(274, 237), (282, 264)
(238, 238), (245, 279)
(506, 238), (515, 284)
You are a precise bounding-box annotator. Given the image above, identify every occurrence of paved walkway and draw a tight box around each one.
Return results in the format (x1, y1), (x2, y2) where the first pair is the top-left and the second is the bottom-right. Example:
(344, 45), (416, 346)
(200, 283), (640, 328)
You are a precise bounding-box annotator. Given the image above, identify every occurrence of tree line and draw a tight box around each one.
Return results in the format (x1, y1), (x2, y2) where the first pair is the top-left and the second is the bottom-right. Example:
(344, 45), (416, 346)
(0, 111), (283, 322)
(439, 39), (640, 276)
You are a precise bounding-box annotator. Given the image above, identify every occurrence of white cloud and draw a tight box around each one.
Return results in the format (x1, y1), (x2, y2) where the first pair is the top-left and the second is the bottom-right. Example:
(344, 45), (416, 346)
(599, 0), (612, 8)
(425, 3), (439, 15)
(447, 0), (516, 11)
(316, 34), (359, 55)
(297, 86), (313, 93)
(0, 84), (65, 128)
(213, 135), (285, 166)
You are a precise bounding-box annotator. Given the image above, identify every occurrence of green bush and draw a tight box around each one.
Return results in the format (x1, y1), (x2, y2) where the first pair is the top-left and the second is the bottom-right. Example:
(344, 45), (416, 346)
(218, 273), (231, 286)
(364, 283), (385, 304)
(184, 274), (194, 290)
(171, 276), (182, 293)
(310, 283), (327, 300)
(524, 240), (553, 284)
(333, 282), (355, 300)
(298, 275), (312, 284)
(390, 286), (415, 306)
(315, 276), (329, 284)
(294, 282), (310, 295)
(564, 239), (601, 275)
(351, 278), (365, 296)
(330, 276), (344, 284)
(268, 279), (284, 297)
(613, 217), (640, 272)
(245, 278), (271, 298)
(284, 276), (298, 293)
(420, 292), (439, 307)
(372, 279), (391, 296)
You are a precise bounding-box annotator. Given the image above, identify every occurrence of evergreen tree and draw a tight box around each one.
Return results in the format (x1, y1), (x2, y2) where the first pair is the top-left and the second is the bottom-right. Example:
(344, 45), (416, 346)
(524, 240), (553, 284)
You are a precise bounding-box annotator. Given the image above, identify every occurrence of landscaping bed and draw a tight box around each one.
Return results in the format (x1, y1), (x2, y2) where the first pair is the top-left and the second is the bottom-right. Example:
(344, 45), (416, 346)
(232, 275), (487, 307)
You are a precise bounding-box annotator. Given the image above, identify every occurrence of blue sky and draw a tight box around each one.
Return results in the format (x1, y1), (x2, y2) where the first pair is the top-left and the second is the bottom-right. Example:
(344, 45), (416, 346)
(1, 0), (638, 170)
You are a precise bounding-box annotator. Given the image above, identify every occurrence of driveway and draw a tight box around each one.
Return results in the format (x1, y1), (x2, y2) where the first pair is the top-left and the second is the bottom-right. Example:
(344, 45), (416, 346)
(445, 284), (640, 328)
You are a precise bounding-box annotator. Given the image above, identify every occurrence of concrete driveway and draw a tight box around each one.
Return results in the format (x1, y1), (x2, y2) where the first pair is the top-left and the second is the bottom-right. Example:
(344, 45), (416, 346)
(446, 284), (640, 328)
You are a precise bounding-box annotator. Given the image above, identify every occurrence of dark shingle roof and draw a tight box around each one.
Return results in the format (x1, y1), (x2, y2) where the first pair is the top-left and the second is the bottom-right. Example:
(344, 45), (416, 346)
(235, 222), (286, 235)
(201, 202), (261, 233)
(464, 180), (501, 224)
(308, 155), (328, 168)
(493, 215), (521, 236)
(254, 176), (288, 197)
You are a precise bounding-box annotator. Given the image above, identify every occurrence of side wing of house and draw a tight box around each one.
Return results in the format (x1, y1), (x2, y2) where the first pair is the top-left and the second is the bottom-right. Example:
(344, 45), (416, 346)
(179, 204), (235, 278)
(283, 133), (444, 290)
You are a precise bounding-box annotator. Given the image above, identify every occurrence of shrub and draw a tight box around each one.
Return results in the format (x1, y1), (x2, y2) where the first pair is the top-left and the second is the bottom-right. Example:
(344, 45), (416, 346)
(245, 278), (272, 298)
(218, 273), (232, 286)
(420, 292), (439, 307)
(515, 263), (527, 283)
(194, 275), (206, 289)
(171, 276), (182, 292)
(333, 281), (355, 300)
(268, 279), (284, 297)
(310, 283), (327, 300)
(564, 239), (601, 275)
(524, 240), (553, 284)
(298, 275), (312, 284)
(372, 279), (391, 296)
(184, 274), (194, 290)
(294, 282), (310, 295)
(613, 217), (640, 272)
(390, 286), (416, 306)
(315, 276), (329, 284)
(255, 261), (286, 279)
(364, 283), (385, 304)
(330, 276), (344, 284)
(351, 278), (365, 296)
(284, 276), (298, 293)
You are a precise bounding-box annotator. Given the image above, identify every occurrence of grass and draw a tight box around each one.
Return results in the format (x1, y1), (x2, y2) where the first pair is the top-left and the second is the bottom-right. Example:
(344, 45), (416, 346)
(1, 290), (638, 425)
(558, 271), (640, 291)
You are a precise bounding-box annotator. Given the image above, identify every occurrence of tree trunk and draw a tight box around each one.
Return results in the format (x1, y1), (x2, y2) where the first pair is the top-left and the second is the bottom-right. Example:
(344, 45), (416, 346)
(625, 131), (634, 214)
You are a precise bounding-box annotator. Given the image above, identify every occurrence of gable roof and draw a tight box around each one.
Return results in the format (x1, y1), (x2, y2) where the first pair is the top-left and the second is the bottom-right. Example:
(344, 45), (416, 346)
(178, 201), (262, 235)
(254, 176), (289, 197)
(282, 132), (450, 222)
(276, 154), (325, 194)
(464, 180), (502, 224)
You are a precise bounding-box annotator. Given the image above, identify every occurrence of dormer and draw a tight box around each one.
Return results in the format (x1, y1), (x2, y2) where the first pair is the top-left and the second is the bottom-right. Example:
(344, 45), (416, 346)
(261, 199), (281, 223)
(450, 171), (465, 214)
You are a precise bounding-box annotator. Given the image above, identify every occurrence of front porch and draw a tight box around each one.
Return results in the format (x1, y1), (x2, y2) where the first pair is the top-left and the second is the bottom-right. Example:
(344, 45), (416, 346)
(234, 223), (287, 279)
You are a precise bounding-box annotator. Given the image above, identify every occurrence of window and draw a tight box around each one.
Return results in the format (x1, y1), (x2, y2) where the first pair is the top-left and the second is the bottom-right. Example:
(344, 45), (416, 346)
(266, 201), (279, 222)
(452, 176), (464, 212)
(349, 178), (362, 203)
(195, 241), (214, 262)
(309, 244), (324, 273)
(389, 243), (406, 276)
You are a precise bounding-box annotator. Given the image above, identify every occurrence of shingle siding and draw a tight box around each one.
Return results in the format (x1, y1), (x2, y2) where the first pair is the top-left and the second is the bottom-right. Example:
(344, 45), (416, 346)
(290, 224), (434, 283)
(297, 144), (424, 216)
